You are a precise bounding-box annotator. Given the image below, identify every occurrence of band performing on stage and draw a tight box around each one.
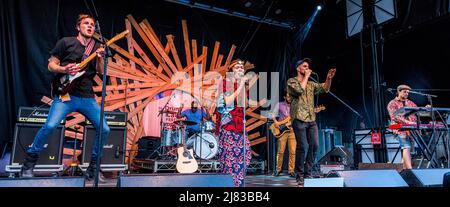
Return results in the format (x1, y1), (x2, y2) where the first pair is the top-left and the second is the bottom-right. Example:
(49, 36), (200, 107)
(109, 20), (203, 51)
(2, 0), (450, 190)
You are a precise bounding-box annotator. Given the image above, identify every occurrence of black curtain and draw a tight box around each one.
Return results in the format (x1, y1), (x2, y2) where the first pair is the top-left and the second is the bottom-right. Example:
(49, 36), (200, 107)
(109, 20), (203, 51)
(0, 0), (295, 154)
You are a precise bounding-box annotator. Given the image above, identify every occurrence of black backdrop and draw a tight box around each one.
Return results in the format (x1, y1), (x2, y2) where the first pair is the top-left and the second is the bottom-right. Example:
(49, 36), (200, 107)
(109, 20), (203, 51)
(2, 0), (450, 154)
(0, 0), (296, 153)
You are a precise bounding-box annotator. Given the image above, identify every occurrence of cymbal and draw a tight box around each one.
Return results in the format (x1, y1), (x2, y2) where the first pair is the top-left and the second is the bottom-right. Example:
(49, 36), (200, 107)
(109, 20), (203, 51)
(174, 119), (198, 126)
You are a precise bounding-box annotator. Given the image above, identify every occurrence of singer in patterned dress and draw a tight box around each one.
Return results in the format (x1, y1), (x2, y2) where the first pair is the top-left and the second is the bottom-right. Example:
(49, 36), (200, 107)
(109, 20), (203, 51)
(216, 59), (251, 187)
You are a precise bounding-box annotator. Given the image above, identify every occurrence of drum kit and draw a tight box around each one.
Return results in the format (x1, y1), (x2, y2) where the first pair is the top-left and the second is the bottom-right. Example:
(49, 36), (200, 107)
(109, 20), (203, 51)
(161, 118), (218, 160)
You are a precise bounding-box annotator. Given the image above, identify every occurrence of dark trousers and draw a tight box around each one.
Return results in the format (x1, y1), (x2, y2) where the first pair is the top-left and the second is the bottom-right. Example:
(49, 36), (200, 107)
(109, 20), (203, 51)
(292, 119), (319, 177)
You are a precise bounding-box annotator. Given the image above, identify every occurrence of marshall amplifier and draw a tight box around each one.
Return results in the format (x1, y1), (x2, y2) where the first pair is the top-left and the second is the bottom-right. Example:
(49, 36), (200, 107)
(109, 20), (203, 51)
(17, 107), (65, 124)
(6, 123), (64, 173)
(80, 125), (127, 172)
(85, 111), (127, 126)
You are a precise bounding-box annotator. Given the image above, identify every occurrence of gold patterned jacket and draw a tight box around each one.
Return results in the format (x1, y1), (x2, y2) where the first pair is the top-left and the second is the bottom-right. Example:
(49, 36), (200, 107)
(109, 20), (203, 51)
(287, 78), (328, 122)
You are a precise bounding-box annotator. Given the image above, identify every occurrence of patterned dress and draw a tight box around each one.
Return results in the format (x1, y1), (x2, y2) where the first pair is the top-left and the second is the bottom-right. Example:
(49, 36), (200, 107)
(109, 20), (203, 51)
(216, 79), (251, 187)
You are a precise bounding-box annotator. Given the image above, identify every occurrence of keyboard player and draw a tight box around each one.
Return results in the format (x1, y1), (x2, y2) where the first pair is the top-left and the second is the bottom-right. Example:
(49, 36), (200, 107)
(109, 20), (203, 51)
(387, 84), (417, 170)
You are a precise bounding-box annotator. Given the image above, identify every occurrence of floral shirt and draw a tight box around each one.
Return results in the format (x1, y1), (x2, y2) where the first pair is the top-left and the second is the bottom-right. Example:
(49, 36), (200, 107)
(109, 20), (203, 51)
(387, 97), (417, 136)
(287, 77), (328, 122)
(216, 79), (246, 134)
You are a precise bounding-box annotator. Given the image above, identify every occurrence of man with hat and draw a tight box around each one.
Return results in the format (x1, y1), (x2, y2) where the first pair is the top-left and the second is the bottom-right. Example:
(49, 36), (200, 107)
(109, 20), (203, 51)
(387, 84), (417, 170)
(287, 58), (336, 184)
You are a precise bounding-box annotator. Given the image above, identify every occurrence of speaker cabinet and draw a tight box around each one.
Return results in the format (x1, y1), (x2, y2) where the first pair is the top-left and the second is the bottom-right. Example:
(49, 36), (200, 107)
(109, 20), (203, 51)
(7, 123), (64, 172)
(135, 136), (161, 159)
(81, 125), (126, 171)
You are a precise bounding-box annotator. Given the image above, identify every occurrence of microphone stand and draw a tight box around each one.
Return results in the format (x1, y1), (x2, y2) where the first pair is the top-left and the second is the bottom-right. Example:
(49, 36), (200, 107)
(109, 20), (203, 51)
(409, 90), (440, 167)
(93, 18), (110, 187)
(242, 77), (247, 187)
(309, 76), (363, 118)
(157, 92), (175, 158)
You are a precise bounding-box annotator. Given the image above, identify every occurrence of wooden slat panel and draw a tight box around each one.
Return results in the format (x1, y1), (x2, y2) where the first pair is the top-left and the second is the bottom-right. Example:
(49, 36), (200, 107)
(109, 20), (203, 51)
(131, 39), (152, 69)
(248, 132), (261, 140)
(125, 19), (136, 70)
(108, 43), (169, 81)
(209, 41), (220, 71)
(93, 82), (166, 92)
(182, 20), (192, 65)
(215, 54), (223, 69)
(192, 39), (197, 60)
(224, 45), (236, 68)
(64, 131), (84, 140)
(246, 120), (266, 132)
(125, 15), (170, 81)
(202, 46), (208, 75)
(250, 137), (267, 146)
(166, 35), (183, 71)
(140, 22), (178, 77)
(246, 118), (258, 126)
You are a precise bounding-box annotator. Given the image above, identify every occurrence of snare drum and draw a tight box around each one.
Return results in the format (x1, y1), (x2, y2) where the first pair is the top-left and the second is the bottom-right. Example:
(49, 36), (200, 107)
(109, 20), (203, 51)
(186, 132), (218, 160)
(161, 129), (182, 146)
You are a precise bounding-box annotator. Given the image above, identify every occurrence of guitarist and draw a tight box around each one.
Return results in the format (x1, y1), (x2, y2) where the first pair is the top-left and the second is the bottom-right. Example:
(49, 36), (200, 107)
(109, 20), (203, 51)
(20, 14), (109, 182)
(271, 92), (296, 177)
(287, 58), (336, 185)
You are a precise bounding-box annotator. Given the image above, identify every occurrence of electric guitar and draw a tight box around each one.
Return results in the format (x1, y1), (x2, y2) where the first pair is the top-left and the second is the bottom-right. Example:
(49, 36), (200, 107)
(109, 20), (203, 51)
(175, 120), (198, 173)
(270, 105), (326, 138)
(52, 30), (129, 96)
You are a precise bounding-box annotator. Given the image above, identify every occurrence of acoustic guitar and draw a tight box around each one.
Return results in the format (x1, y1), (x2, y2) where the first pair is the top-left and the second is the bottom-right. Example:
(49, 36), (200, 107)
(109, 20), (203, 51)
(175, 120), (198, 173)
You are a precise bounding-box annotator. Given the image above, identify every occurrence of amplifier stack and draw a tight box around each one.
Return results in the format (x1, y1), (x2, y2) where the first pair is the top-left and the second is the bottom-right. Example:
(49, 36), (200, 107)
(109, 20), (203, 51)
(6, 107), (128, 175)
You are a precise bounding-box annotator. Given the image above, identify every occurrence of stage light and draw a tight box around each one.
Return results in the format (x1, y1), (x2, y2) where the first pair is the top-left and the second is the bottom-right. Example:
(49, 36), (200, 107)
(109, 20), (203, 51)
(275, 9), (282, 15)
(317, 5), (323, 11)
(244, 1), (252, 8)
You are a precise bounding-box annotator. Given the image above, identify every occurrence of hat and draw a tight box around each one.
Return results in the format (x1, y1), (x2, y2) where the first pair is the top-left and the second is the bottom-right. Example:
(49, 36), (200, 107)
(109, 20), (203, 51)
(294, 58), (312, 68)
(397, 84), (411, 92)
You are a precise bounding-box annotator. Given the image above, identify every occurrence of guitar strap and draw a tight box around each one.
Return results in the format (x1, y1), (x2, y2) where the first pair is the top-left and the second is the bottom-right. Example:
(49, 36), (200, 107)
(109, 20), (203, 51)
(83, 39), (96, 60)
(59, 39), (96, 102)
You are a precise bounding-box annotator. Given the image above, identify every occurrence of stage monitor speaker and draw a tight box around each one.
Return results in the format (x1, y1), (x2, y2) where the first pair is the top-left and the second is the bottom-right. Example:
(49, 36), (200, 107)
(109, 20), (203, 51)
(135, 136), (161, 159)
(82, 125), (126, 166)
(400, 168), (450, 187)
(0, 177), (85, 187)
(118, 173), (235, 187)
(304, 177), (344, 187)
(329, 170), (408, 187)
(10, 123), (64, 166)
(444, 172), (450, 187)
(318, 146), (354, 169)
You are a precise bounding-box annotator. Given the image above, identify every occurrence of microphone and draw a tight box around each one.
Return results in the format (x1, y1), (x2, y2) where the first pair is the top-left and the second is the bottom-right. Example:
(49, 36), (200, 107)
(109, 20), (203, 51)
(387, 88), (395, 94)
(311, 71), (318, 75)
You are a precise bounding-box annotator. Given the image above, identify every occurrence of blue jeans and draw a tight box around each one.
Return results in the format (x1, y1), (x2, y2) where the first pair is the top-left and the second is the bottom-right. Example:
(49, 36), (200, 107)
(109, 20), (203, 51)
(27, 95), (110, 161)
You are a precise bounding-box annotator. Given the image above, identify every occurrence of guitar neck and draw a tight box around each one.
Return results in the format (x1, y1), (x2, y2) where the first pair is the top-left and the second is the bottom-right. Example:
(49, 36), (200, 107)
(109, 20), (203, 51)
(78, 30), (129, 69)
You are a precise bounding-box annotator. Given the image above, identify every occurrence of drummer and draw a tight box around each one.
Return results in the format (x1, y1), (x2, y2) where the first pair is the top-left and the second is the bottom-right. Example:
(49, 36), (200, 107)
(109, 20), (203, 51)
(178, 101), (211, 138)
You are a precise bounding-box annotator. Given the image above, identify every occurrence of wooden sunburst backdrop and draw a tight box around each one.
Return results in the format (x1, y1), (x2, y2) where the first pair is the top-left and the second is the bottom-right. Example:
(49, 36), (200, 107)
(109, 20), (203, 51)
(42, 15), (268, 165)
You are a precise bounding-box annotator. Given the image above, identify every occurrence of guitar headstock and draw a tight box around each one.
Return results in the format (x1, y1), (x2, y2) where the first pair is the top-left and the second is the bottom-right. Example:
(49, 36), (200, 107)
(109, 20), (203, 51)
(106, 30), (130, 46)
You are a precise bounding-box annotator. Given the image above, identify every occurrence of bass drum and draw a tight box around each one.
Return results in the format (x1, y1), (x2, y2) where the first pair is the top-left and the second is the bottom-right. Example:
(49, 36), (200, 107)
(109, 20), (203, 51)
(201, 120), (216, 133)
(186, 132), (218, 160)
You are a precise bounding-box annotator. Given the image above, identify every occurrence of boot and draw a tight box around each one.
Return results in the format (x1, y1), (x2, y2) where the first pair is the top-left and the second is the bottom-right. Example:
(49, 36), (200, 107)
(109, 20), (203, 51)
(84, 160), (106, 183)
(20, 153), (39, 178)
